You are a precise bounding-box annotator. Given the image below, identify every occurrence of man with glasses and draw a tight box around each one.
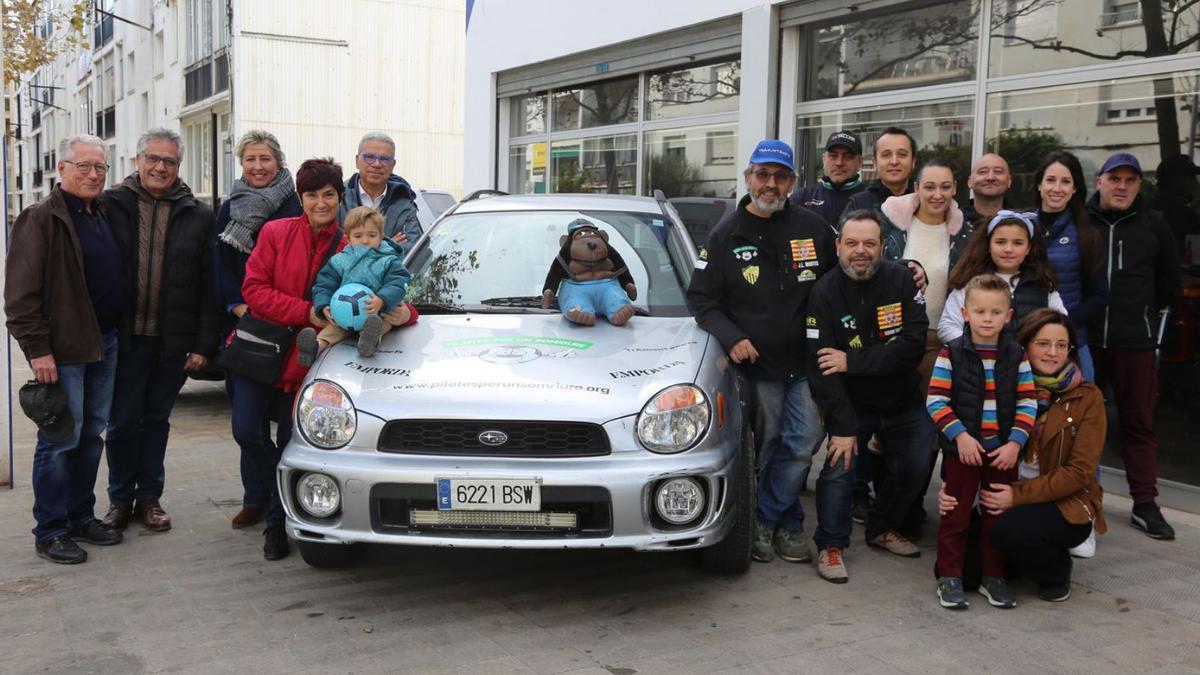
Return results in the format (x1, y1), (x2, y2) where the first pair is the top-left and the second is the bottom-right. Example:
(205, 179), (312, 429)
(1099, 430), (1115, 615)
(6, 134), (124, 563)
(98, 127), (218, 533)
(687, 140), (836, 567)
(339, 131), (422, 253)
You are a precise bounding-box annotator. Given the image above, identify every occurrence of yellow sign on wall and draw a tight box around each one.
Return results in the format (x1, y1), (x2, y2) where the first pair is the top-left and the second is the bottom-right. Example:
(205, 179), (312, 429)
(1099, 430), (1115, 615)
(532, 143), (547, 171)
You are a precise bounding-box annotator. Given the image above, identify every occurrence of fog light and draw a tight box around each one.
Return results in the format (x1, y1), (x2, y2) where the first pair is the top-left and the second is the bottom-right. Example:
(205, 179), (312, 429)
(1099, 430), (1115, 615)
(655, 478), (705, 525)
(297, 472), (341, 518)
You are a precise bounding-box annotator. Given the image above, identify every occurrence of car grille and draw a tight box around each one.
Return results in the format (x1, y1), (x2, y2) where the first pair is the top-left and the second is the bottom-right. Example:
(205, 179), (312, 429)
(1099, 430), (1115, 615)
(371, 484), (613, 538)
(377, 420), (611, 458)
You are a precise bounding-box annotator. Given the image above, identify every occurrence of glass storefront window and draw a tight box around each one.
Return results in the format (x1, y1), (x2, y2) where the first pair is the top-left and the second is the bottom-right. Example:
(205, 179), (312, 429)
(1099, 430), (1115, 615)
(989, 0), (1200, 77)
(552, 76), (638, 132)
(510, 93), (547, 137)
(508, 142), (549, 194)
(646, 60), (741, 120)
(550, 133), (637, 194)
(643, 124), (738, 198)
(985, 70), (1200, 486)
(805, 0), (979, 99)
(795, 97), (974, 185)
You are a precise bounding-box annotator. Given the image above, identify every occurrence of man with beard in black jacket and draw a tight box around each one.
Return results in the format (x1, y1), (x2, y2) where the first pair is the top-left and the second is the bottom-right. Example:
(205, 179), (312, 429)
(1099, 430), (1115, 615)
(1087, 152), (1181, 540)
(100, 128), (218, 533)
(805, 209), (932, 583)
(687, 140), (836, 567)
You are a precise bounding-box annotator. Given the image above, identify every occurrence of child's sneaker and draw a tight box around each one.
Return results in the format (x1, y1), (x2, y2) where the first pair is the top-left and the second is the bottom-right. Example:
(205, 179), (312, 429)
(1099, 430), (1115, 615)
(358, 314), (384, 357)
(937, 576), (969, 609)
(296, 328), (318, 367)
(978, 576), (1017, 608)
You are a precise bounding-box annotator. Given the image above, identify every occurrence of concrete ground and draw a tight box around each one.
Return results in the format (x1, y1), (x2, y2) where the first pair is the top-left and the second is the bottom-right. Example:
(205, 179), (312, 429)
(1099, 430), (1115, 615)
(2, 376), (1199, 675)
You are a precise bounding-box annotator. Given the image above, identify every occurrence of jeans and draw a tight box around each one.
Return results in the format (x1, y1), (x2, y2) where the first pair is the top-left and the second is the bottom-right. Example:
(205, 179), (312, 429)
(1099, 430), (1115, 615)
(558, 278), (632, 320)
(856, 405), (935, 541)
(105, 336), (188, 504)
(1076, 344), (1095, 383)
(751, 376), (824, 532)
(937, 451), (1018, 578)
(228, 372), (295, 526)
(31, 331), (119, 541)
(991, 502), (1091, 588)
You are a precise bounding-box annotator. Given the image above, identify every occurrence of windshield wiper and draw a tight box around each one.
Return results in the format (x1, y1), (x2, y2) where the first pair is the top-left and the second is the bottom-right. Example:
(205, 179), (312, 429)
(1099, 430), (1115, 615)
(411, 301), (467, 314)
(479, 296), (549, 308)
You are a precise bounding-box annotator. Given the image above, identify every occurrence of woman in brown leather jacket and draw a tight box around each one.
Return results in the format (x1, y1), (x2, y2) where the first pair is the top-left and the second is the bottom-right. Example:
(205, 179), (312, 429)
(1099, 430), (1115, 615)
(939, 308), (1106, 602)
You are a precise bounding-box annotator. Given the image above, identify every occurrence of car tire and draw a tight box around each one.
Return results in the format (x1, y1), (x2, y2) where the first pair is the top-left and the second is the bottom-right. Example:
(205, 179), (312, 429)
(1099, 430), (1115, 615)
(701, 424), (755, 575)
(297, 540), (366, 569)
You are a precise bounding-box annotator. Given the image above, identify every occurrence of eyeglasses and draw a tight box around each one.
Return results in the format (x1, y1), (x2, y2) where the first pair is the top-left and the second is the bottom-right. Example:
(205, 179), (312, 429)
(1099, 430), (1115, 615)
(751, 169), (794, 184)
(62, 160), (109, 175)
(359, 152), (395, 165)
(140, 153), (180, 168)
(1031, 339), (1073, 353)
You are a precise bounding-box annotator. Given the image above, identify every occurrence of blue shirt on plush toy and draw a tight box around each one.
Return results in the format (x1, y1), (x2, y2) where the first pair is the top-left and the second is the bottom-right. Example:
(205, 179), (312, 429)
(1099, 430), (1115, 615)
(542, 218), (637, 326)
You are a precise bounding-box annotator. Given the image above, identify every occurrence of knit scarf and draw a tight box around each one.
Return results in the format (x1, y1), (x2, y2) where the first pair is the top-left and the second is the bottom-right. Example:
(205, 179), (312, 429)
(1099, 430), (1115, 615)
(218, 168), (296, 254)
(1029, 361), (1084, 451)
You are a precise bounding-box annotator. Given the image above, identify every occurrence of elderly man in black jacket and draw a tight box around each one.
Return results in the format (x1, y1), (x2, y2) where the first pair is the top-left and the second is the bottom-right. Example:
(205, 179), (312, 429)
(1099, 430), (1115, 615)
(100, 128), (218, 533)
(805, 209), (932, 583)
(1087, 152), (1182, 541)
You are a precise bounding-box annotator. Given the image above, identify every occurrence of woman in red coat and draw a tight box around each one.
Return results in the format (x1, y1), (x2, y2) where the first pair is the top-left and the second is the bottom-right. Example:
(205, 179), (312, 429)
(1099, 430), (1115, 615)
(234, 158), (416, 561)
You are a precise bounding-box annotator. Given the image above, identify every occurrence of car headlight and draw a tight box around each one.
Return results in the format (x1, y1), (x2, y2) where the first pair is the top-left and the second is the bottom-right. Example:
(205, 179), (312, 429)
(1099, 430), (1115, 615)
(296, 472), (341, 518)
(297, 380), (357, 449)
(636, 384), (710, 453)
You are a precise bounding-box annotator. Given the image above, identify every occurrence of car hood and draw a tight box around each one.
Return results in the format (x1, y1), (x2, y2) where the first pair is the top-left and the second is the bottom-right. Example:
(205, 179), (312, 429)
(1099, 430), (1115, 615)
(309, 314), (711, 422)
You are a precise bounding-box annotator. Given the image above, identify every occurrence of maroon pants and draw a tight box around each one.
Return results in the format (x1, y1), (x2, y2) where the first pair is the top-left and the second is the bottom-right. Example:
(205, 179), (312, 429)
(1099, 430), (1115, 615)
(1093, 347), (1158, 504)
(937, 451), (1018, 578)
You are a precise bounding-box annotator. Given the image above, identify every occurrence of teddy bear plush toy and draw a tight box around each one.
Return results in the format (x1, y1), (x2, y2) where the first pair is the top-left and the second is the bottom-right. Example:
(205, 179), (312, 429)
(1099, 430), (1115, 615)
(541, 218), (637, 326)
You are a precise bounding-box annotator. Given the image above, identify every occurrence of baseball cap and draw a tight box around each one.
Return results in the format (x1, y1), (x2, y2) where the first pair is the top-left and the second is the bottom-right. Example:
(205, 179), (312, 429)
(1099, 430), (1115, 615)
(825, 130), (862, 155)
(19, 381), (74, 443)
(1099, 152), (1142, 176)
(567, 218), (597, 235)
(748, 140), (795, 172)
(1157, 154), (1200, 176)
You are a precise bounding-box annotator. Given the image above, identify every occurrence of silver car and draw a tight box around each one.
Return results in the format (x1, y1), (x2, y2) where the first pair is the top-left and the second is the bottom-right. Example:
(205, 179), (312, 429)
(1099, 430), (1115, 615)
(278, 193), (752, 573)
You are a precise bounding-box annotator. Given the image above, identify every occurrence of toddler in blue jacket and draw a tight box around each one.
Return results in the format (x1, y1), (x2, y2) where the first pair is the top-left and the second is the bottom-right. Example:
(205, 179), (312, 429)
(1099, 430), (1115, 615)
(297, 207), (411, 364)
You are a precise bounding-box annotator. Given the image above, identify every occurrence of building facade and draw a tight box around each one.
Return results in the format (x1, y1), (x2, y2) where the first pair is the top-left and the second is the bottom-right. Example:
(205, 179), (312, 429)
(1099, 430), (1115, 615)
(6, 0), (465, 217)
(466, 0), (1200, 504)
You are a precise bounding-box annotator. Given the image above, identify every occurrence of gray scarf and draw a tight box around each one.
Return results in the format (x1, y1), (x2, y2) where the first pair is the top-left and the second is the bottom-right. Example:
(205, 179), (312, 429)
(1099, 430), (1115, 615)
(218, 168), (296, 253)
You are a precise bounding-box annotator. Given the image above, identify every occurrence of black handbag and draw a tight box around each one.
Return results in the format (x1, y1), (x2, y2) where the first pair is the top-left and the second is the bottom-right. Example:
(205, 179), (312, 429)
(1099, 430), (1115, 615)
(218, 225), (343, 384)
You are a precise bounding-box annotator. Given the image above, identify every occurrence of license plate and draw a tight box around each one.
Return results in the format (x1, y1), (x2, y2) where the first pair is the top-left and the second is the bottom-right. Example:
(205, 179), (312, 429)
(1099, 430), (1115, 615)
(436, 478), (541, 511)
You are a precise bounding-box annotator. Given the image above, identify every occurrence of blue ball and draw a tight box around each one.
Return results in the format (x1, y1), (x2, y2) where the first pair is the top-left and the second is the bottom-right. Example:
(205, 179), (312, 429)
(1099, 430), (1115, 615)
(329, 283), (376, 332)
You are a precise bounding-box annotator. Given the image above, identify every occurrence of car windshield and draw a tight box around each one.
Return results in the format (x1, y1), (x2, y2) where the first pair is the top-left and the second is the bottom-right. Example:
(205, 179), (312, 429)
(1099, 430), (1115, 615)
(406, 209), (695, 317)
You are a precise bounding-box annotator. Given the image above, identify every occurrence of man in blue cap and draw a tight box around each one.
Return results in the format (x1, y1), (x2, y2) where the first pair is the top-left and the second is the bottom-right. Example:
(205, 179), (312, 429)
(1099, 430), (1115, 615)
(1086, 152), (1181, 540)
(687, 139), (837, 569)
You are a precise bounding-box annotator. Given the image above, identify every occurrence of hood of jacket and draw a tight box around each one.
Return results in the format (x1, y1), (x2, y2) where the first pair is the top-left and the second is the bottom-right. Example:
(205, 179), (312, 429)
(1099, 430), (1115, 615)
(881, 192), (965, 236)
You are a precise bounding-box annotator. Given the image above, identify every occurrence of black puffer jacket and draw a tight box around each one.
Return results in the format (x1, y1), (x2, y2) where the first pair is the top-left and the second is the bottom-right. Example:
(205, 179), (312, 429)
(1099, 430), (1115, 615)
(102, 179), (220, 359)
(1085, 193), (1181, 349)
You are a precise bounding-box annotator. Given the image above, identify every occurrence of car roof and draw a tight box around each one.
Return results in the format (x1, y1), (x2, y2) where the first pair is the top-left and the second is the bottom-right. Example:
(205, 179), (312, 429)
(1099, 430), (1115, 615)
(450, 193), (667, 215)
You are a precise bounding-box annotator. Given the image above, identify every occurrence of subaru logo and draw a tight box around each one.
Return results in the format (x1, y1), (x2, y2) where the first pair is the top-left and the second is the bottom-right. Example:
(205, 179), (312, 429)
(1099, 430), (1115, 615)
(478, 430), (509, 446)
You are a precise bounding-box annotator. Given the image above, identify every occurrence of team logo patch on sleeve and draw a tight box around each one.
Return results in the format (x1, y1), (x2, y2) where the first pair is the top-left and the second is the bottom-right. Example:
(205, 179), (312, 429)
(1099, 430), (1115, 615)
(876, 302), (903, 338)
(790, 238), (817, 261)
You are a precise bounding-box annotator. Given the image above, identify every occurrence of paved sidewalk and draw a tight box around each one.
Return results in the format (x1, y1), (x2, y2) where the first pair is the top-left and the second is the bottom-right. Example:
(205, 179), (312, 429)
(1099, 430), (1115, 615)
(2, 377), (1199, 674)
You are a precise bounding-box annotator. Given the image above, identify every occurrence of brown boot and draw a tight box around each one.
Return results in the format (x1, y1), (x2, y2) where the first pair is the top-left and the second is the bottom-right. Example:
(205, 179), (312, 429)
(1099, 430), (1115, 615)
(133, 497), (172, 532)
(101, 502), (132, 531)
(231, 506), (265, 529)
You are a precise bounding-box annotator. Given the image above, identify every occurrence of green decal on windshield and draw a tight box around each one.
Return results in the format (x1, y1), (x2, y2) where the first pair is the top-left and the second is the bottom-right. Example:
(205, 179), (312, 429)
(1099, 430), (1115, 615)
(442, 336), (593, 350)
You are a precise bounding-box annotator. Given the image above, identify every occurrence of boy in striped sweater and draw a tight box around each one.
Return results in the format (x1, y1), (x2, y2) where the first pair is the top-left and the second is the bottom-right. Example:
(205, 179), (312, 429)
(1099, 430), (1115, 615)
(927, 274), (1038, 610)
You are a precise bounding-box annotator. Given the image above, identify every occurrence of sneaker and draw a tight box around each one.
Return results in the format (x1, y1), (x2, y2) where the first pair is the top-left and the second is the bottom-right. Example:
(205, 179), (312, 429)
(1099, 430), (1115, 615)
(817, 547), (849, 584)
(296, 327), (319, 367)
(978, 576), (1017, 609)
(936, 576), (969, 609)
(1069, 530), (1097, 559)
(868, 529), (921, 558)
(1038, 582), (1072, 602)
(263, 525), (290, 561)
(67, 520), (123, 546)
(852, 495), (870, 525)
(1131, 502), (1175, 540)
(752, 521), (775, 562)
(774, 528), (813, 563)
(357, 314), (384, 357)
(35, 535), (87, 564)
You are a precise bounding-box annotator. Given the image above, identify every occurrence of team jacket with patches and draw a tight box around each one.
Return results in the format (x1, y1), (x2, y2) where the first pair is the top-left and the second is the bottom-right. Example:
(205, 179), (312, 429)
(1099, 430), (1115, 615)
(686, 195), (836, 380)
(805, 260), (929, 436)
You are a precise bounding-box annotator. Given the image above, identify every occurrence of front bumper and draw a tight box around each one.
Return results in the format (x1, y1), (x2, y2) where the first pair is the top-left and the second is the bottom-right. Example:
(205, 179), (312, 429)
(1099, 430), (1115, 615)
(278, 413), (741, 552)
